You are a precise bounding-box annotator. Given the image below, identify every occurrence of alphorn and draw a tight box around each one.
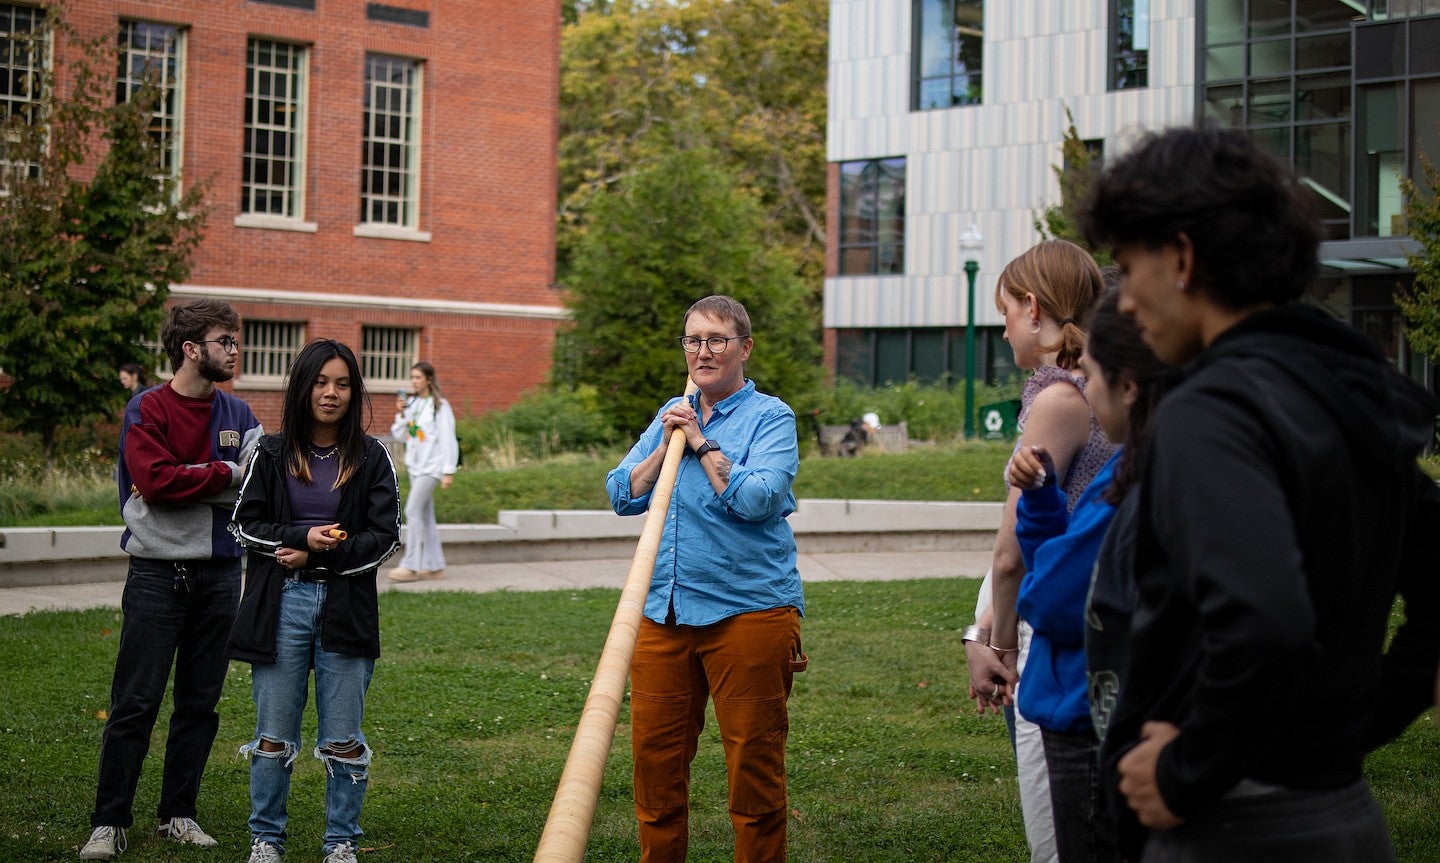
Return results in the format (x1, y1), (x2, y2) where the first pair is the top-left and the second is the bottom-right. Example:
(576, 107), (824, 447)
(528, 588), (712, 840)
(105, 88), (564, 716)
(533, 379), (698, 863)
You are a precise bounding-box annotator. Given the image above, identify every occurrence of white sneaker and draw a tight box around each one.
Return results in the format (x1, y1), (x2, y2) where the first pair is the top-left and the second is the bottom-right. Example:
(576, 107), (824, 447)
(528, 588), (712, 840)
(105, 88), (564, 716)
(79, 826), (126, 860)
(157, 817), (218, 848)
(322, 842), (357, 863)
(247, 840), (281, 863)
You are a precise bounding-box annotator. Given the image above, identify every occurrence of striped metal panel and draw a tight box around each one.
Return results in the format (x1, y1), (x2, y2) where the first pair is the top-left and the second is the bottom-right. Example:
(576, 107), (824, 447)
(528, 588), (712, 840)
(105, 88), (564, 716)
(828, 0), (1198, 329)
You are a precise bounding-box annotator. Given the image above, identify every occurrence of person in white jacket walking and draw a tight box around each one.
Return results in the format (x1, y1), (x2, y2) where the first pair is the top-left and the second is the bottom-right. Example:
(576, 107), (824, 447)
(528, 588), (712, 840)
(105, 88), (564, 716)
(387, 362), (459, 582)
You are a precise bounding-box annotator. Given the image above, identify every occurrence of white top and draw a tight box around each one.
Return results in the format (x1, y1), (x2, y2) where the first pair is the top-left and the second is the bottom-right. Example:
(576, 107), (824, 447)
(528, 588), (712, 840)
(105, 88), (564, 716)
(390, 395), (459, 478)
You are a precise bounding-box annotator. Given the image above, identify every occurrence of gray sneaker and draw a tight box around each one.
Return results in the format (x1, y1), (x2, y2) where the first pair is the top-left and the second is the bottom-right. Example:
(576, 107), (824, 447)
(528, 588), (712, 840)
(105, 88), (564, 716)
(322, 842), (357, 863)
(157, 817), (218, 848)
(247, 840), (281, 863)
(79, 826), (126, 860)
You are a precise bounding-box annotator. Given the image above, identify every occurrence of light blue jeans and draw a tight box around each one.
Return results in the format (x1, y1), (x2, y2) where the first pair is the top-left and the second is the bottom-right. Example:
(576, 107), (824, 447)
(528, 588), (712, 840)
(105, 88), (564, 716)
(399, 473), (445, 572)
(241, 580), (374, 856)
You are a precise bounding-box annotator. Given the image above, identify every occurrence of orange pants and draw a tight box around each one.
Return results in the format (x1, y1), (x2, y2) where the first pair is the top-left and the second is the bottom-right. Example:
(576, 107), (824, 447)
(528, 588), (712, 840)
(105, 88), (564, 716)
(630, 607), (805, 863)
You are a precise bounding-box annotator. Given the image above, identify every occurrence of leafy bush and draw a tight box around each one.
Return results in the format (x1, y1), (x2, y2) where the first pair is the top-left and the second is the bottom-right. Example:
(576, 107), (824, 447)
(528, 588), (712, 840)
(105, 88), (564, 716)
(0, 425), (115, 481)
(465, 385), (620, 467)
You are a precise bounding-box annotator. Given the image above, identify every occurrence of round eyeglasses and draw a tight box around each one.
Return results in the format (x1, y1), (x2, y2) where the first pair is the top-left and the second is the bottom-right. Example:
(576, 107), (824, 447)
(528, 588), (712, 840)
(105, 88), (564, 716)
(194, 337), (240, 354)
(679, 335), (747, 354)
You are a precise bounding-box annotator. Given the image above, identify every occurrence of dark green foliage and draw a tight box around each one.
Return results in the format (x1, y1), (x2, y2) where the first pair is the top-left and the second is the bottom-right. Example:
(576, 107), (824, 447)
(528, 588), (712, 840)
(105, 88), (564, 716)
(1398, 146), (1440, 362)
(467, 384), (621, 461)
(559, 147), (820, 436)
(558, 0), (827, 291)
(1032, 107), (1110, 265)
(0, 12), (209, 458)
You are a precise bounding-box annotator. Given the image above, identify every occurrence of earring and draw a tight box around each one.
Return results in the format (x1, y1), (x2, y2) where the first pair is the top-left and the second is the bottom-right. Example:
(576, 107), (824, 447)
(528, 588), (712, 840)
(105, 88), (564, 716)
(1176, 280), (1186, 292)
(1030, 319), (1041, 334)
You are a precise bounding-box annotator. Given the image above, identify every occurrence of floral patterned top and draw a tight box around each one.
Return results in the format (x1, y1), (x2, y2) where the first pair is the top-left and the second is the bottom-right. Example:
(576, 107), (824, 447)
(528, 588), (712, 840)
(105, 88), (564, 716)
(1008, 364), (1116, 512)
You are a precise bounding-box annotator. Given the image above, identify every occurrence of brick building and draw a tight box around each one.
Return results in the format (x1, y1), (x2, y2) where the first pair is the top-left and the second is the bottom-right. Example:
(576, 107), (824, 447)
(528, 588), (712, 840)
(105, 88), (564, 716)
(8, 0), (563, 431)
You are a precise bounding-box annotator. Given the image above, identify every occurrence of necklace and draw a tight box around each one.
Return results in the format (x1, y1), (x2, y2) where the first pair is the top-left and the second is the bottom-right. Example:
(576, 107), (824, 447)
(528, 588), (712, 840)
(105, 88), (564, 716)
(309, 444), (338, 461)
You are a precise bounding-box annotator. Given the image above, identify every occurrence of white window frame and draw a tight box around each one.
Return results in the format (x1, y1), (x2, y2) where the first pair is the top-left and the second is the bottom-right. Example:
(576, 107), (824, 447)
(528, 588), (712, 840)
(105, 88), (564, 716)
(141, 336), (172, 381)
(0, 4), (49, 190)
(359, 53), (423, 231)
(238, 38), (313, 230)
(238, 319), (305, 389)
(361, 325), (417, 389)
(117, 20), (186, 198)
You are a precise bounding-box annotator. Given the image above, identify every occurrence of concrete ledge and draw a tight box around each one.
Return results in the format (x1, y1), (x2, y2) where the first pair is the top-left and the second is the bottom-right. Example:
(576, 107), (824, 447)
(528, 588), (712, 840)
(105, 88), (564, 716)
(0, 500), (1002, 588)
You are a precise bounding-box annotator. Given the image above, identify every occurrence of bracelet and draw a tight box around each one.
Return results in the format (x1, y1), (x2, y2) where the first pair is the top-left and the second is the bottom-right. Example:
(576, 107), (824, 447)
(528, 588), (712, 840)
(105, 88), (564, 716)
(988, 642), (1019, 654)
(960, 624), (990, 645)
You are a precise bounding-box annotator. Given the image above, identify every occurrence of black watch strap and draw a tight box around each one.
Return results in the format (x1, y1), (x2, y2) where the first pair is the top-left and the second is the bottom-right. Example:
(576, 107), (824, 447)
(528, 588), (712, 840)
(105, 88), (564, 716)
(695, 440), (720, 457)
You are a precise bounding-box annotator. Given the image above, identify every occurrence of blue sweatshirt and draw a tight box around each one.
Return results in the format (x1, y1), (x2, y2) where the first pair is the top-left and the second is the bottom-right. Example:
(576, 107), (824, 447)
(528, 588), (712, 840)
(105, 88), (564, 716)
(1015, 448), (1121, 734)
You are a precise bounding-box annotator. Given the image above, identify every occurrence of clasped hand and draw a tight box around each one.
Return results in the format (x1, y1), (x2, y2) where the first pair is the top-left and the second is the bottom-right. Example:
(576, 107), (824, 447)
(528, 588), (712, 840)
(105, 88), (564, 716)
(659, 403), (703, 450)
(274, 523), (343, 570)
(1007, 445), (1057, 490)
(1117, 721), (1183, 829)
(965, 639), (1018, 714)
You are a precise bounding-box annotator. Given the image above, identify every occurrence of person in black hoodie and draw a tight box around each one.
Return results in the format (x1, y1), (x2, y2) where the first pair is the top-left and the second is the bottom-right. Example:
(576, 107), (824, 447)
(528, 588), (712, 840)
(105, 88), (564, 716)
(227, 339), (400, 863)
(1080, 125), (1440, 862)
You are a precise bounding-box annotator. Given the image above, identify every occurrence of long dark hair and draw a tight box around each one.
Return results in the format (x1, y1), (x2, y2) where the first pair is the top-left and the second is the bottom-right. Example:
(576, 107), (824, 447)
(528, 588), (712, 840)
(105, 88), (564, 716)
(1085, 287), (1176, 504)
(283, 339), (370, 489)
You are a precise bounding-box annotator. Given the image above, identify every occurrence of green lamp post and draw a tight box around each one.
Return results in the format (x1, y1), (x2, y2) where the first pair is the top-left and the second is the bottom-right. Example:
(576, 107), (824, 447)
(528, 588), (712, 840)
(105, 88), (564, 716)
(960, 224), (984, 439)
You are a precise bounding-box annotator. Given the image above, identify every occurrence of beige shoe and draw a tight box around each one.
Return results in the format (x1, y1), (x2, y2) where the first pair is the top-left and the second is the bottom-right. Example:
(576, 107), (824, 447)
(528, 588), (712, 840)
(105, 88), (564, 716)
(389, 567), (444, 583)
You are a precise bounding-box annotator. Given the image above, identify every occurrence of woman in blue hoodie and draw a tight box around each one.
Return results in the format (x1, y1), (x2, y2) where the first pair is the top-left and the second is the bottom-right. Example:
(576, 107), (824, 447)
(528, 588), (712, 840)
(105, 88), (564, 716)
(1008, 288), (1173, 863)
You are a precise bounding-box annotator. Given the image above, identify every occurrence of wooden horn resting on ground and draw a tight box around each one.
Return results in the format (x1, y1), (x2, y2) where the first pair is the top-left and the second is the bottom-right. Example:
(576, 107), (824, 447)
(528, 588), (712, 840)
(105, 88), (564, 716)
(533, 379), (698, 863)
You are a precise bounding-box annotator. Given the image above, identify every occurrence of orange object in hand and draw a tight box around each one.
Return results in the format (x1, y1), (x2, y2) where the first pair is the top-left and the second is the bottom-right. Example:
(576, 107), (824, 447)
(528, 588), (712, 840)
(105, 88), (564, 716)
(325, 528), (347, 541)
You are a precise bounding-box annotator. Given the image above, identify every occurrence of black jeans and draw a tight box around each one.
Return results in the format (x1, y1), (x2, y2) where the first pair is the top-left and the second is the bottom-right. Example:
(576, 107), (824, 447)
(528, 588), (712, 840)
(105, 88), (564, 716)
(90, 556), (240, 828)
(1141, 779), (1393, 863)
(1041, 725), (1119, 863)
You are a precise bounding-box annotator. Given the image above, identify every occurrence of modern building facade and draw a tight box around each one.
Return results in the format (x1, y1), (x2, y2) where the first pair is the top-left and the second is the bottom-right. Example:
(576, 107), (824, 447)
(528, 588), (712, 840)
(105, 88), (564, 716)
(3, 0), (562, 431)
(826, 0), (1438, 392)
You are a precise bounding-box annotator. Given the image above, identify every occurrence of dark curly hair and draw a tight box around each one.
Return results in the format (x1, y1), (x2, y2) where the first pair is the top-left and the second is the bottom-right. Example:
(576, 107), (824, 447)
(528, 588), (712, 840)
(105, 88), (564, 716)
(1080, 125), (1321, 310)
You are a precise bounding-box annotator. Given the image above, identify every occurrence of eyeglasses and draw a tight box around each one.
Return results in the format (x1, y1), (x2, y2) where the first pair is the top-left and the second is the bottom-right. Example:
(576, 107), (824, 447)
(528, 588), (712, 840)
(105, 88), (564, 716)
(194, 337), (240, 354)
(679, 335), (747, 354)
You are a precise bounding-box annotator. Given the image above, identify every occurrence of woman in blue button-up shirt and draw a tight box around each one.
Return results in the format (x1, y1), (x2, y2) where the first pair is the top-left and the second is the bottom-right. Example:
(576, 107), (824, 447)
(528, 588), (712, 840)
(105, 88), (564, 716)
(606, 294), (805, 863)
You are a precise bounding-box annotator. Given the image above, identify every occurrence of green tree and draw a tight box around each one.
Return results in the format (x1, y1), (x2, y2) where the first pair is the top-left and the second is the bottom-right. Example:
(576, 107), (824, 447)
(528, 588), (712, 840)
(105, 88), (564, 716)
(1397, 147), (1440, 362)
(558, 0), (828, 292)
(559, 147), (819, 436)
(1032, 107), (1110, 265)
(0, 13), (208, 458)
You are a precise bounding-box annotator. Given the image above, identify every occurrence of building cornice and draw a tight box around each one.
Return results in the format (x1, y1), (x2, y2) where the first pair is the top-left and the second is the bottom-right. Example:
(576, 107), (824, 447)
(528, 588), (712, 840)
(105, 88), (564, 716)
(173, 283), (570, 320)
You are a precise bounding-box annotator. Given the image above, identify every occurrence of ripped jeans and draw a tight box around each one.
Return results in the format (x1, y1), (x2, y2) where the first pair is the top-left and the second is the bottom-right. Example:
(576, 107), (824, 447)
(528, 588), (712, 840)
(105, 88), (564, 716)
(241, 580), (374, 855)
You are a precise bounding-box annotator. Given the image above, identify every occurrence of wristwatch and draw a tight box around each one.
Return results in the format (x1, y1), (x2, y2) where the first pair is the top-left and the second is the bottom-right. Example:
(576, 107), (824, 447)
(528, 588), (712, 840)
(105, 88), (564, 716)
(694, 440), (721, 458)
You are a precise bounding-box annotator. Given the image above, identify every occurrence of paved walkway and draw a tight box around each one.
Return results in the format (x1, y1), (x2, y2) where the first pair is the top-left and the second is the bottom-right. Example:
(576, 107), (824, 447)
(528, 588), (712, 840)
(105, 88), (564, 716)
(0, 549), (994, 616)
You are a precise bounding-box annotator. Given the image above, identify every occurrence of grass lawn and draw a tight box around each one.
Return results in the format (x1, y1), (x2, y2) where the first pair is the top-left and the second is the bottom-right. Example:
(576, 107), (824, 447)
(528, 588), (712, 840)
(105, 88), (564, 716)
(1, 581), (1437, 862)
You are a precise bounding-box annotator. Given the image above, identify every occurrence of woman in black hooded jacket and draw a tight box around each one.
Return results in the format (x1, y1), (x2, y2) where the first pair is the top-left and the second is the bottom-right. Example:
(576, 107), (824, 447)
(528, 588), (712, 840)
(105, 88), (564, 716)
(227, 339), (400, 863)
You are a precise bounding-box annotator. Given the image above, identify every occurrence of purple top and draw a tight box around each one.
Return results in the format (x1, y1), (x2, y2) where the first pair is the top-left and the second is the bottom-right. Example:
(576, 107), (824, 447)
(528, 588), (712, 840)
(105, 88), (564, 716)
(285, 446), (343, 529)
(1009, 365), (1117, 512)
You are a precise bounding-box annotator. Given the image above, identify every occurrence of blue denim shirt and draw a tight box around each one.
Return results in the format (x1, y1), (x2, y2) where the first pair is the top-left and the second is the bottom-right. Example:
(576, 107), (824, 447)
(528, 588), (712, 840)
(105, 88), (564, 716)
(607, 380), (804, 627)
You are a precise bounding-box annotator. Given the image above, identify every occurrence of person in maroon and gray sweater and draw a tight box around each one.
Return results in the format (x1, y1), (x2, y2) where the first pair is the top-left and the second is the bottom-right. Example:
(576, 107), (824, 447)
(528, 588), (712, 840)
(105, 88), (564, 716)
(80, 299), (263, 861)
